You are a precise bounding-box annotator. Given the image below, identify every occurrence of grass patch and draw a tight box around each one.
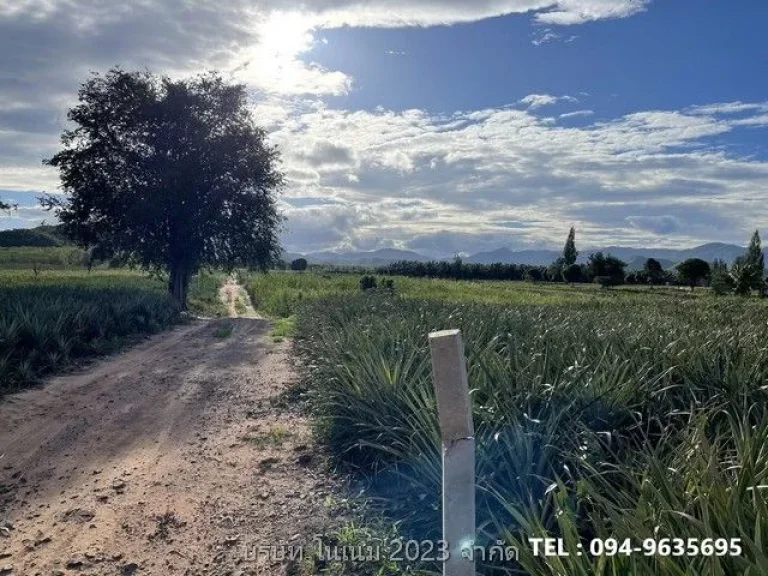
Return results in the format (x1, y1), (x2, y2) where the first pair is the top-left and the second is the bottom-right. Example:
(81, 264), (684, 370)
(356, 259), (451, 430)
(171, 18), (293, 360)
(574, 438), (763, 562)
(243, 425), (292, 448)
(187, 271), (228, 317)
(270, 315), (297, 342)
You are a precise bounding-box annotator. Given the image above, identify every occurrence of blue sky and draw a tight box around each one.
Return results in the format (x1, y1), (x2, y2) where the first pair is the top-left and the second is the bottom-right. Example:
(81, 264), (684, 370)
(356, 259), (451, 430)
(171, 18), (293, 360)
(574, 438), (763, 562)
(316, 1), (768, 120)
(1, 0), (767, 257)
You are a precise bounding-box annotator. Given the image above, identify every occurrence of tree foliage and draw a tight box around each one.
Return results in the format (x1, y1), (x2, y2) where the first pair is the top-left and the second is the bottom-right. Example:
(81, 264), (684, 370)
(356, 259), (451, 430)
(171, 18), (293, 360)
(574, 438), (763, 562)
(43, 68), (283, 308)
(676, 258), (710, 291)
(563, 263), (582, 284)
(643, 258), (664, 286)
(587, 252), (626, 288)
(562, 227), (578, 267)
(746, 230), (765, 274)
(290, 258), (308, 272)
(710, 259), (734, 295)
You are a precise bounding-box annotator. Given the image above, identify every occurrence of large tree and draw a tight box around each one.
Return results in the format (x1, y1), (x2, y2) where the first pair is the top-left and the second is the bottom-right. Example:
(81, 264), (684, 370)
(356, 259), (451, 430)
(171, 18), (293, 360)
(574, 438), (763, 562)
(44, 69), (283, 309)
(676, 258), (710, 291)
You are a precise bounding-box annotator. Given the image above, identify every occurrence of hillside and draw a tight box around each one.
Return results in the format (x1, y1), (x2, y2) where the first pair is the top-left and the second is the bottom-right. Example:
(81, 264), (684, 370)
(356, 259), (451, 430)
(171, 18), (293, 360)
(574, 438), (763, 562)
(0, 225), (66, 247)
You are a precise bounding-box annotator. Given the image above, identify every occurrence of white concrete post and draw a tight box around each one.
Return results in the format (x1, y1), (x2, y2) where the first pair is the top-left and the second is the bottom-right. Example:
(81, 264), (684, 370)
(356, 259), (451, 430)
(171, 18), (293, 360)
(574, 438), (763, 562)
(429, 329), (475, 576)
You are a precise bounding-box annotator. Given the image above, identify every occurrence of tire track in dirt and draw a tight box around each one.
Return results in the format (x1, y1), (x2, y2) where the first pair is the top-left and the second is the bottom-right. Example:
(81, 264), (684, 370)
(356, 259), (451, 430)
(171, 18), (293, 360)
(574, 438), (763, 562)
(0, 309), (332, 574)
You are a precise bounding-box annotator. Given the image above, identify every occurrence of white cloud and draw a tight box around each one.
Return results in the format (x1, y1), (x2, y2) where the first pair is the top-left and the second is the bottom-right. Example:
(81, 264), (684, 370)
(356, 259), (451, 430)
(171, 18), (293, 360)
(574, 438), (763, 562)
(531, 28), (579, 46)
(280, 0), (649, 28)
(687, 102), (768, 116)
(519, 94), (578, 109)
(626, 215), (682, 234)
(559, 109), (594, 119)
(263, 101), (768, 253)
(9, 0), (768, 255)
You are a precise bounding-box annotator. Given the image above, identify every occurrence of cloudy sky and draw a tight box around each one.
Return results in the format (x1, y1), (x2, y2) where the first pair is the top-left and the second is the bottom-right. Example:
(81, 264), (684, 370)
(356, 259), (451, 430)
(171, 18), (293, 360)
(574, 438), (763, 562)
(1, 0), (767, 257)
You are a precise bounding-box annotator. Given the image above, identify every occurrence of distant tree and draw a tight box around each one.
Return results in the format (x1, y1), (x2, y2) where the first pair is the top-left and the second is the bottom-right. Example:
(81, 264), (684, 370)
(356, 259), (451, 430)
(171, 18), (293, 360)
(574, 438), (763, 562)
(562, 227), (578, 267)
(643, 258), (664, 287)
(525, 268), (544, 282)
(547, 257), (565, 282)
(43, 68), (283, 309)
(588, 252), (626, 288)
(676, 258), (710, 291)
(0, 199), (15, 212)
(290, 258), (308, 272)
(745, 230), (765, 296)
(730, 259), (759, 296)
(710, 259), (734, 295)
(563, 263), (582, 284)
(451, 254), (464, 280)
(711, 258), (726, 274)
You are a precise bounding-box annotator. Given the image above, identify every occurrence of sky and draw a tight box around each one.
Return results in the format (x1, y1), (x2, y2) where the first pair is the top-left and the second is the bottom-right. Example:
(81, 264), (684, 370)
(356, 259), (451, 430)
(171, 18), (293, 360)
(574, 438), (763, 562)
(1, 0), (767, 257)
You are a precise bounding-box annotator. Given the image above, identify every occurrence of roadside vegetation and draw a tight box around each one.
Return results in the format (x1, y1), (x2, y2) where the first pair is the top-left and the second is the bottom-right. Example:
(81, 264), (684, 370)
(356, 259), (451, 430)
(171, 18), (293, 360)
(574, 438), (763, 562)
(0, 269), (226, 393)
(285, 285), (768, 574)
(0, 270), (179, 392)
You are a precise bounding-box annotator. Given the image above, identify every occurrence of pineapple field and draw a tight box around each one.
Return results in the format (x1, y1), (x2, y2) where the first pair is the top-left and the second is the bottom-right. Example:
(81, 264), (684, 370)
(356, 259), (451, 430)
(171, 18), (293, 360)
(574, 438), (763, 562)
(3, 265), (768, 575)
(0, 269), (226, 393)
(273, 275), (768, 575)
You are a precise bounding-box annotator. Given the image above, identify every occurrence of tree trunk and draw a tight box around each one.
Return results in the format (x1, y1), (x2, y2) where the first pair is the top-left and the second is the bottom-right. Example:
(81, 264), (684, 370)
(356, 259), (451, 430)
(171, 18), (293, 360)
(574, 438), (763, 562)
(169, 263), (189, 311)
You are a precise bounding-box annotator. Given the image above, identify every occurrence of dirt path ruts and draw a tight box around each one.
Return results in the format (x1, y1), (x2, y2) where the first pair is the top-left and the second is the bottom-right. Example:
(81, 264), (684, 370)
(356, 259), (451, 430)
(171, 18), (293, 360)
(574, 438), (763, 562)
(219, 278), (260, 319)
(0, 304), (331, 574)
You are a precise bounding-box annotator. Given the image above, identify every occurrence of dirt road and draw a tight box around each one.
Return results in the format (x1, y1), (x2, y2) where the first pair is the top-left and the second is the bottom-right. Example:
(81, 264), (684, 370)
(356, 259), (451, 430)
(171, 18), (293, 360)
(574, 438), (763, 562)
(0, 311), (332, 575)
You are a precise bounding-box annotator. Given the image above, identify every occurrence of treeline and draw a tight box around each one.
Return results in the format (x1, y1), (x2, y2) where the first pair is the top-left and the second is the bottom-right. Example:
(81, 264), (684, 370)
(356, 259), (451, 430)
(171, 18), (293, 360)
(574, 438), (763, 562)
(378, 259), (559, 282)
(376, 255), (667, 286)
(377, 228), (768, 295)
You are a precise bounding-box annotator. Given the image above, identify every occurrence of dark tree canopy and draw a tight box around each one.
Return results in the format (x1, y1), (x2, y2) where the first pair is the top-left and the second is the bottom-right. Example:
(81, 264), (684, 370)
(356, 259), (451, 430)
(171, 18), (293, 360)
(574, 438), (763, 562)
(44, 68), (284, 308)
(588, 251), (626, 287)
(746, 230), (765, 273)
(562, 227), (578, 267)
(746, 230), (765, 295)
(563, 263), (582, 283)
(676, 258), (710, 290)
(290, 258), (308, 272)
(643, 257), (664, 285)
(0, 199), (14, 212)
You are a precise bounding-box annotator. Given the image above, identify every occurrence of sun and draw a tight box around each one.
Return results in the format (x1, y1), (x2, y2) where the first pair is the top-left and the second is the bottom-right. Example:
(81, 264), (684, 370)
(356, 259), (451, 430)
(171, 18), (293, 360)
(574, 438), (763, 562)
(258, 11), (314, 60)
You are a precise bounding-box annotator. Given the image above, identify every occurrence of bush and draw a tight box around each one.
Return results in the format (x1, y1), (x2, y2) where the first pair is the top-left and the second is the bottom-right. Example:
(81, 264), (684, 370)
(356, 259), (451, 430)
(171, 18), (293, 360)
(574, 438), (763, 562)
(594, 275), (622, 288)
(359, 275), (377, 291)
(710, 270), (735, 295)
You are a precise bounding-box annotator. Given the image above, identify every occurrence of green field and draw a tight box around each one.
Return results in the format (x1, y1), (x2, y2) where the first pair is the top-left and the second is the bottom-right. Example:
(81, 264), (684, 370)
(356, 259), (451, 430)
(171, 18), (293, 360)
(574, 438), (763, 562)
(4, 262), (767, 574)
(0, 269), (225, 392)
(245, 270), (702, 319)
(244, 272), (768, 574)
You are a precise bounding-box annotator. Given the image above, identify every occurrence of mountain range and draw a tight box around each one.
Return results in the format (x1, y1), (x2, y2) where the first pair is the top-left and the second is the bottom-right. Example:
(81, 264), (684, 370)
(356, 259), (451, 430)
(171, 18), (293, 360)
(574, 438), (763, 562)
(288, 243), (763, 270)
